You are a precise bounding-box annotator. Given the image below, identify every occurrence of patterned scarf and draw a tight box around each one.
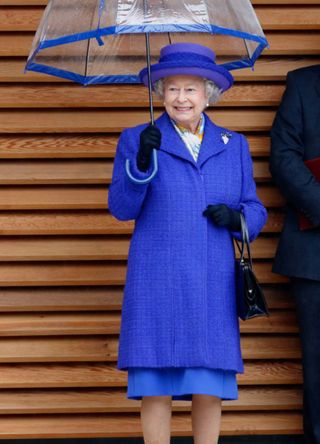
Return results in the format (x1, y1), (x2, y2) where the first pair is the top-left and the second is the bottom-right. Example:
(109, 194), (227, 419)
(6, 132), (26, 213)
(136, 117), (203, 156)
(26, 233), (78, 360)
(171, 113), (205, 162)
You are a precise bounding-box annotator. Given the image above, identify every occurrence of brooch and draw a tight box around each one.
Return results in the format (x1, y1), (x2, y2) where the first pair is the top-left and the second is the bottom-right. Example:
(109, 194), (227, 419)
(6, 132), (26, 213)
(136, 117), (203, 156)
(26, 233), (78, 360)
(221, 132), (232, 145)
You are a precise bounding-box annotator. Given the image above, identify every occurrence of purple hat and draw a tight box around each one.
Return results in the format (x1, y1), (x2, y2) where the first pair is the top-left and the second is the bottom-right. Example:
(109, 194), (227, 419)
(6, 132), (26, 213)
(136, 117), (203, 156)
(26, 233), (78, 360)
(139, 42), (234, 92)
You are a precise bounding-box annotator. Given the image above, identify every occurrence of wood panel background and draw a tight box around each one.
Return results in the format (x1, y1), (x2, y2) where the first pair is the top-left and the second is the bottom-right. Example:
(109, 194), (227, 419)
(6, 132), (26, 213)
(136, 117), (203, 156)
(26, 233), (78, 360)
(0, 0), (319, 439)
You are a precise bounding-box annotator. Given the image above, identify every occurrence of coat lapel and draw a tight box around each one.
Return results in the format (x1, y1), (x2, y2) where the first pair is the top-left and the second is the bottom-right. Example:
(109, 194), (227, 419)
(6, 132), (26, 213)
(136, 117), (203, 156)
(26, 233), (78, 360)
(197, 115), (228, 168)
(156, 112), (196, 165)
(156, 112), (227, 168)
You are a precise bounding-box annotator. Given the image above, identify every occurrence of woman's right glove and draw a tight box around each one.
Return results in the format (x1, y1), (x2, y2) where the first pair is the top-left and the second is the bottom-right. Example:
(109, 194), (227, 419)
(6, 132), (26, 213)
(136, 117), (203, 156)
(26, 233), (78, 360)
(203, 204), (241, 231)
(137, 124), (162, 172)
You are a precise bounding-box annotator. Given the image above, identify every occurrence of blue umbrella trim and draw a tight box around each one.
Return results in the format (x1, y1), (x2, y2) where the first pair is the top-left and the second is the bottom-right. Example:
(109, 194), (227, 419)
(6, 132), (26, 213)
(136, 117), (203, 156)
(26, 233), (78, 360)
(25, 62), (140, 84)
(26, 54), (260, 85)
(35, 23), (268, 50)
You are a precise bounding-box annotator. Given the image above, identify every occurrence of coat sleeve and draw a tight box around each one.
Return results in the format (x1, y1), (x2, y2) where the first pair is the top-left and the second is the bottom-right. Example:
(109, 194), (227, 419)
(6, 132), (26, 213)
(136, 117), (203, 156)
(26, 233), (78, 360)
(108, 128), (152, 221)
(269, 71), (320, 227)
(232, 134), (268, 242)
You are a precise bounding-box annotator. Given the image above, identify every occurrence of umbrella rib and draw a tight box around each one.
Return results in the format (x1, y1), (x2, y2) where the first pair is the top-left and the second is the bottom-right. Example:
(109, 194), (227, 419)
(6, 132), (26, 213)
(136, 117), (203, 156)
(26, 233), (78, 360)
(84, 37), (91, 79)
(243, 37), (251, 61)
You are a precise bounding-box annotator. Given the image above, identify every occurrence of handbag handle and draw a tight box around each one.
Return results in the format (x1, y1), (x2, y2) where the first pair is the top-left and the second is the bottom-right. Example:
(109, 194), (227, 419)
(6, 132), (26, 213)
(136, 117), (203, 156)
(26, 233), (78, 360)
(236, 213), (253, 268)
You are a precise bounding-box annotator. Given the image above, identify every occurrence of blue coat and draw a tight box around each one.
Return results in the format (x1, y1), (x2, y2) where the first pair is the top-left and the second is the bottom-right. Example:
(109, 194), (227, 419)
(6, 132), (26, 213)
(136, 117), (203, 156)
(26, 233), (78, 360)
(109, 112), (267, 373)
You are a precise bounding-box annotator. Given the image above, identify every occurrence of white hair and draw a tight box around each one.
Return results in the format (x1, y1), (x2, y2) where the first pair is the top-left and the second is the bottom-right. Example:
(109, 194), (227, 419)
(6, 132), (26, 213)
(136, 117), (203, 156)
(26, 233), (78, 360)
(153, 77), (223, 105)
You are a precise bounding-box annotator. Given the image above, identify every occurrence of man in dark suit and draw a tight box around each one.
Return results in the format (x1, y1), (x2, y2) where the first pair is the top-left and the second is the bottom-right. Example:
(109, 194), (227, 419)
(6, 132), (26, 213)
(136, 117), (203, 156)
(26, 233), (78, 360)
(270, 64), (320, 443)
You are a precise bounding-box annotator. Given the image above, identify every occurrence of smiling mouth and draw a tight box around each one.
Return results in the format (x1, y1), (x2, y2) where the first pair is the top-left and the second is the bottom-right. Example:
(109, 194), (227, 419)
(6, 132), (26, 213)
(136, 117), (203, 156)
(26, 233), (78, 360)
(175, 107), (192, 111)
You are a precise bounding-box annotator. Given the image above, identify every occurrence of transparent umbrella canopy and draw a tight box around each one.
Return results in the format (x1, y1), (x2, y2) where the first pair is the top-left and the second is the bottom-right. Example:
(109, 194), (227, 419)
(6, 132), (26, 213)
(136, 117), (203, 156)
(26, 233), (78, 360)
(26, 0), (268, 85)
(25, 0), (268, 184)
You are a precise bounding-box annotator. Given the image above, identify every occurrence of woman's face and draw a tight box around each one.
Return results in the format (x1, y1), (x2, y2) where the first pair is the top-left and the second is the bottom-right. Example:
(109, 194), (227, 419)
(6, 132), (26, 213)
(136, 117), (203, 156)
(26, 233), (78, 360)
(163, 75), (208, 131)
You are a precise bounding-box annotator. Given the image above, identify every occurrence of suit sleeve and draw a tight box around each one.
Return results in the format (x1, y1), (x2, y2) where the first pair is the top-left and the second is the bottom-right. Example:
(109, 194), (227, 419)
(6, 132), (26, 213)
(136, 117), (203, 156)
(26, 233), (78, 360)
(232, 134), (268, 242)
(269, 71), (320, 226)
(108, 128), (152, 221)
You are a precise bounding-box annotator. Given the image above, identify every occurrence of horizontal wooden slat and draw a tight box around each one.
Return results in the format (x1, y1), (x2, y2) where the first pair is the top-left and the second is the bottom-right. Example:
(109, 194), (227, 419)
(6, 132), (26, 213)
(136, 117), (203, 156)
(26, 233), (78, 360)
(0, 361), (302, 388)
(0, 160), (112, 184)
(0, 84), (286, 108)
(3, 58), (320, 83)
(0, 210), (284, 235)
(0, 236), (277, 261)
(256, 6), (320, 29)
(2, 32), (319, 57)
(0, 158), (270, 184)
(0, 287), (124, 311)
(0, 336), (116, 362)
(0, 184), (283, 210)
(0, 262), (126, 286)
(0, 335), (300, 362)
(0, 159), (270, 184)
(0, 211), (132, 235)
(0, 285), (293, 312)
(240, 361), (302, 385)
(0, 363), (124, 388)
(0, 134), (117, 158)
(0, 387), (302, 414)
(0, 309), (298, 336)
(0, 312), (120, 336)
(0, 261), (287, 286)
(0, 6), (43, 30)
(0, 412), (303, 438)
(190, 385), (299, 411)
(241, 336), (301, 359)
(0, 237), (131, 261)
(0, 134), (270, 158)
(262, 286), (293, 309)
(254, 160), (271, 181)
(258, 186), (285, 207)
(263, 210), (285, 233)
(0, 186), (108, 209)
(0, 109), (275, 133)
(240, 310), (298, 333)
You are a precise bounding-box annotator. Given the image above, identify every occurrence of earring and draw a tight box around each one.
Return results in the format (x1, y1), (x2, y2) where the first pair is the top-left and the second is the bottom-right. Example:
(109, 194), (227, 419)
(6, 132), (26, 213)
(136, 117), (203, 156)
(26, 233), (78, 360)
(206, 103), (209, 107)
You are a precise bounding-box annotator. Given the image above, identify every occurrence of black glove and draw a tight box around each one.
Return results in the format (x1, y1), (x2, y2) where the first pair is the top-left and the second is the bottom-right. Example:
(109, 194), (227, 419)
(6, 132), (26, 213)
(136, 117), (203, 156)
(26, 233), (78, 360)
(203, 204), (241, 231)
(137, 124), (161, 172)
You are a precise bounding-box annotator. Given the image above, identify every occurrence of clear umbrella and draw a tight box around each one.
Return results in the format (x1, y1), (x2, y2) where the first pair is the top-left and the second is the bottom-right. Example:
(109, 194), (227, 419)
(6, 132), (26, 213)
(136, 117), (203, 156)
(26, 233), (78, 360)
(25, 0), (268, 183)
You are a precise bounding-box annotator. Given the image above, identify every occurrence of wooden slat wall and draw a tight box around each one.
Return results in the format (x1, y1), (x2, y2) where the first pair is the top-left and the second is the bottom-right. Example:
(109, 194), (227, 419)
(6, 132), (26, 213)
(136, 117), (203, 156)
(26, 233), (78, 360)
(0, 0), (319, 439)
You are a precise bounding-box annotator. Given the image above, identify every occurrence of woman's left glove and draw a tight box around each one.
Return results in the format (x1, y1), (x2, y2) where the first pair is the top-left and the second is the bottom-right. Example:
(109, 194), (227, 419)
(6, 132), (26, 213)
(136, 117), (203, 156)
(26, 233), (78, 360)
(137, 124), (162, 172)
(203, 204), (241, 231)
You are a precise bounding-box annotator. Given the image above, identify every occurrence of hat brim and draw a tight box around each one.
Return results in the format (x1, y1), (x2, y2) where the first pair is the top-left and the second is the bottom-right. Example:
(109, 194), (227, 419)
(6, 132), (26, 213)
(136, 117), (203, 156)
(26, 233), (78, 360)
(139, 65), (233, 92)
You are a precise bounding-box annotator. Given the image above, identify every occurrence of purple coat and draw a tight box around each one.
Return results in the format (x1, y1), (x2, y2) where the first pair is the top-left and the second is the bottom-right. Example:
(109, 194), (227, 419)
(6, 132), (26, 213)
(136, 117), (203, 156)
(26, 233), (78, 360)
(109, 112), (267, 373)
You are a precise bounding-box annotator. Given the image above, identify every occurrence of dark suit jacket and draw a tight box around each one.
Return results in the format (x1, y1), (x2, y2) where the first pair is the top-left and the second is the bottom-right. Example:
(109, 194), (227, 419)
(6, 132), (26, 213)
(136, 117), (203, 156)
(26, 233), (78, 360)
(270, 64), (320, 281)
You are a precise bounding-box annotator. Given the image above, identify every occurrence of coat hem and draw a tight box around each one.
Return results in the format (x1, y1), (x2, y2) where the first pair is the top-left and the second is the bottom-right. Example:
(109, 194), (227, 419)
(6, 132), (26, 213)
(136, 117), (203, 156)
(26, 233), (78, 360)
(117, 362), (244, 374)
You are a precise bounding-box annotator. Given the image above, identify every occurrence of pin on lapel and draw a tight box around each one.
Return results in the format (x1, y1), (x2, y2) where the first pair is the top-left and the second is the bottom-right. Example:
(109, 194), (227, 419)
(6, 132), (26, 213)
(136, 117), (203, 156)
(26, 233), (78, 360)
(221, 132), (232, 145)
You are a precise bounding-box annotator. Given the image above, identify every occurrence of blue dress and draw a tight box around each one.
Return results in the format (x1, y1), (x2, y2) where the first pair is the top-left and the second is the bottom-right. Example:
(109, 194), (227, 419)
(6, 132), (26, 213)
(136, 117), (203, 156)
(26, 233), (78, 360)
(127, 367), (238, 401)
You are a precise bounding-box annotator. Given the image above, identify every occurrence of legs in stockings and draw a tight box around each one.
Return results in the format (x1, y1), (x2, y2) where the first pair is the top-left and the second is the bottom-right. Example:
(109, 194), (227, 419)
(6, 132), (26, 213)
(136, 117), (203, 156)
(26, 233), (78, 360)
(140, 394), (221, 444)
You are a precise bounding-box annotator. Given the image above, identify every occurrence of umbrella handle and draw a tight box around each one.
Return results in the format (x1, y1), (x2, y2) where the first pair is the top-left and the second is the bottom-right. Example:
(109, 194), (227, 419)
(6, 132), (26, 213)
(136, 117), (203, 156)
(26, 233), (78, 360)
(125, 148), (158, 184)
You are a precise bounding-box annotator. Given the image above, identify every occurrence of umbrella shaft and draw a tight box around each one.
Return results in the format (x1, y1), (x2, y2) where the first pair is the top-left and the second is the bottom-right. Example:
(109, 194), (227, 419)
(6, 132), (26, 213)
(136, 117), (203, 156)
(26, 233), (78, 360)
(145, 33), (154, 125)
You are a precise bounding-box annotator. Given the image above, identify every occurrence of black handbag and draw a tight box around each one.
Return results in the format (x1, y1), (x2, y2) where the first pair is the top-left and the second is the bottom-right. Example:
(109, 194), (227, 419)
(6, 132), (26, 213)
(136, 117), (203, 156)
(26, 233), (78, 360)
(235, 213), (269, 321)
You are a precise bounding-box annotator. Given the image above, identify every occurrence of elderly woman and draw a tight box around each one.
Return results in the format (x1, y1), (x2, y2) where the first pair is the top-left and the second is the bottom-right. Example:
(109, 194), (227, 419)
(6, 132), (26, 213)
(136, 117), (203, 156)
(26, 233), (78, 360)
(108, 43), (267, 444)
